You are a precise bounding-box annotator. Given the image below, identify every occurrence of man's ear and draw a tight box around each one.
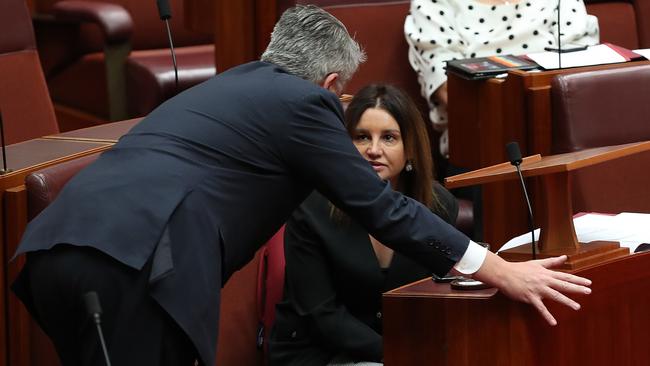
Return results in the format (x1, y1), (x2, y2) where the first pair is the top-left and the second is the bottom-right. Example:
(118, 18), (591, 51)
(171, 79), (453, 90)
(321, 73), (340, 94)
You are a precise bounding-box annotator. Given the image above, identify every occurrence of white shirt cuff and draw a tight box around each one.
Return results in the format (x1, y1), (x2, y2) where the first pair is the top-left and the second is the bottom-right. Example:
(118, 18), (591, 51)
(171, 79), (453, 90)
(453, 240), (488, 275)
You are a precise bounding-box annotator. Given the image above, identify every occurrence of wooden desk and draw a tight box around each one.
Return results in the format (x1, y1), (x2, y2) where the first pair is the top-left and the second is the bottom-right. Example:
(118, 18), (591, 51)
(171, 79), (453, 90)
(383, 252), (650, 365)
(0, 138), (112, 366)
(43, 117), (141, 143)
(447, 61), (650, 248)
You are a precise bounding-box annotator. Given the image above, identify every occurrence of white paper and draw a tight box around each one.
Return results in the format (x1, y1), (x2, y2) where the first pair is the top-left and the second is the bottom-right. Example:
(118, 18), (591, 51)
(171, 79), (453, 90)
(633, 48), (650, 60)
(499, 229), (540, 252)
(498, 212), (650, 254)
(526, 44), (626, 70)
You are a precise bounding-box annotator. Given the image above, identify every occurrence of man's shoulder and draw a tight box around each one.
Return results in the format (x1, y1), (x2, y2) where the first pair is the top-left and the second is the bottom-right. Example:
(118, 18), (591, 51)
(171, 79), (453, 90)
(229, 62), (339, 106)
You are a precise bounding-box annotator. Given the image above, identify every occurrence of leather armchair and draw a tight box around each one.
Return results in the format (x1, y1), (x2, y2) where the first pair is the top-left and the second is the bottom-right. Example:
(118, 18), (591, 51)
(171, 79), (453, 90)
(551, 64), (650, 214)
(33, 0), (216, 130)
(256, 227), (286, 358)
(0, 0), (59, 144)
(26, 153), (100, 219)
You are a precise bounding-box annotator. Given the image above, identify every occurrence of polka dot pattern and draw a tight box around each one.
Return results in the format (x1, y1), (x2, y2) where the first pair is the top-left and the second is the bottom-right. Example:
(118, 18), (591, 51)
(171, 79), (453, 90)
(405, 0), (599, 156)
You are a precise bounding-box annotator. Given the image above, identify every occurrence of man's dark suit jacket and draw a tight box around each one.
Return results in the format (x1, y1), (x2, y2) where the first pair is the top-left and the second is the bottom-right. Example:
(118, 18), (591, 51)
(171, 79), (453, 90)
(14, 61), (470, 365)
(269, 185), (458, 365)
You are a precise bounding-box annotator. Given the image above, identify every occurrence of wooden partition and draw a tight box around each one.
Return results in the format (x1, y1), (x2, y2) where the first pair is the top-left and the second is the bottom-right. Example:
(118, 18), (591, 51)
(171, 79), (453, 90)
(184, 0), (282, 72)
(383, 251), (650, 365)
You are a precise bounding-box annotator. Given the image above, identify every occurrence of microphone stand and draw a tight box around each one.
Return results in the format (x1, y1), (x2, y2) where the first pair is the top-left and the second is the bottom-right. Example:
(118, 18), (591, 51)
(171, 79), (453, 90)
(0, 112), (11, 175)
(506, 142), (537, 259)
(84, 292), (112, 366)
(557, 0), (562, 69)
(514, 163), (537, 259)
(156, 0), (179, 92)
(164, 18), (179, 91)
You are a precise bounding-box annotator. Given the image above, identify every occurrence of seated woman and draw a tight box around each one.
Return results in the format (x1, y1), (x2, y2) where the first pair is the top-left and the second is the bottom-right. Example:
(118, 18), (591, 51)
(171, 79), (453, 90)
(404, 0), (599, 158)
(268, 84), (458, 365)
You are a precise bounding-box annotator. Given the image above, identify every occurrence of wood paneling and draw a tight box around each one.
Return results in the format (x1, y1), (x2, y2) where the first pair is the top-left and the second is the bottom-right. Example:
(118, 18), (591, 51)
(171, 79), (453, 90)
(384, 252), (650, 365)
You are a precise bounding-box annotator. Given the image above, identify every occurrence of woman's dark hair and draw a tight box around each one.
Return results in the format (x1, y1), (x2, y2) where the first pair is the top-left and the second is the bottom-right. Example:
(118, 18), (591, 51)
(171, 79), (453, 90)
(343, 84), (440, 210)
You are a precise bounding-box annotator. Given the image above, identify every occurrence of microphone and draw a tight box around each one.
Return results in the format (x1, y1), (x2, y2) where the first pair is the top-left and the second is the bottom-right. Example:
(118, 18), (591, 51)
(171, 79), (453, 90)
(83, 291), (113, 366)
(506, 142), (537, 259)
(156, 0), (171, 20)
(0, 111), (11, 175)
(156, 0), (179, 91)
(557, 0), (562, 68)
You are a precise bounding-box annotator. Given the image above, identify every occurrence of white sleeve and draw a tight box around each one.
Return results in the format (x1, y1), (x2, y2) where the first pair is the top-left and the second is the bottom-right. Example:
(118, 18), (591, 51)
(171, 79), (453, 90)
(404, 0), (466, 100)
(453, 240), (488, 275)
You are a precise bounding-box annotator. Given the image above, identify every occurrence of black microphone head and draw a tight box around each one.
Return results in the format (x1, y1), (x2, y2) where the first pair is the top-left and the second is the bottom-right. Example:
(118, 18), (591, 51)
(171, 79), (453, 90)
(506, 141), (523, 166)
(83, 291), (103, 316)
(156, 0), (172, 20)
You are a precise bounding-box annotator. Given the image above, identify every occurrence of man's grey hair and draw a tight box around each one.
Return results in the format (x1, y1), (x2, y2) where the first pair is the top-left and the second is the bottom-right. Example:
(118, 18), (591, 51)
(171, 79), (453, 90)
(261, 5), (366, 88)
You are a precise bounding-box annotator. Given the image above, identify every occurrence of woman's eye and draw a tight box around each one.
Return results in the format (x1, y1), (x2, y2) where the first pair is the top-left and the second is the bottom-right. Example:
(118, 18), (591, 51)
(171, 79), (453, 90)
(383, 135), (396, 143)
(354, 134), (369, 142)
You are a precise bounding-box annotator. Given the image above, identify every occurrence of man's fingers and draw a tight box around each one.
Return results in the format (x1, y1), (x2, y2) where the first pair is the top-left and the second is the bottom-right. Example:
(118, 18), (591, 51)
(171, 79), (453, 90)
(544, 287), (581, 311)
(531, 297), (557, 326)
(552, 271), (592, 287)
(535, 255), (568, 268)
(549, 277), (592, 295)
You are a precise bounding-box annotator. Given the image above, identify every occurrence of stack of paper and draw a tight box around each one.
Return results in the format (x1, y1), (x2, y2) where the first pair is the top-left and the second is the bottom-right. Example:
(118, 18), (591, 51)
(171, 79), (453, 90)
(526, 44), (627, 69)
(633, 48), (650, 60)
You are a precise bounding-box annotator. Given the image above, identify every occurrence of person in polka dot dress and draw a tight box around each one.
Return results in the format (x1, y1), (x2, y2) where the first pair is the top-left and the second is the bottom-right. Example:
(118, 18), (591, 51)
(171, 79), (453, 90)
(405, 0), (599, 158)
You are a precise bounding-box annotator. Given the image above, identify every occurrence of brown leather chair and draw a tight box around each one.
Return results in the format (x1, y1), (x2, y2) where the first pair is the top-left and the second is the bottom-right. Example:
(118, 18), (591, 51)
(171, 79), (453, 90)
(216, 250), (264, 366)
(551, 64), (650, 214)
(26, 153), (100, 219)
(0, 0), (59, 145)
(33, 0), (215, 130)
(584, 0), (650, 49)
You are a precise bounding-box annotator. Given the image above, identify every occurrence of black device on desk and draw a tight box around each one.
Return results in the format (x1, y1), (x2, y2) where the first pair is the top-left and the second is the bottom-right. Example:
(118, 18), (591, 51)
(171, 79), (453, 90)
(446, 55), (538, 80)
(635, 243), (650, 253)
(544, 44), (589, 53)
(432, 274), (465, 283)
(431, 275), (492, 290)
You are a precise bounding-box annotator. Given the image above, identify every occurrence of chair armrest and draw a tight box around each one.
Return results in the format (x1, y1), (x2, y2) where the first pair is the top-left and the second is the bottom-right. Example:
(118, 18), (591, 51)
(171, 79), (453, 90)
(52, 0), (133, 45)
(455, 198), (474, 237)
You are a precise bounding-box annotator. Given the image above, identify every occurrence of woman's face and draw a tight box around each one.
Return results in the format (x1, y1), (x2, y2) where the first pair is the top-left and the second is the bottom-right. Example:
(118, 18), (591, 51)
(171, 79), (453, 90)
(352, 107), (407, 186)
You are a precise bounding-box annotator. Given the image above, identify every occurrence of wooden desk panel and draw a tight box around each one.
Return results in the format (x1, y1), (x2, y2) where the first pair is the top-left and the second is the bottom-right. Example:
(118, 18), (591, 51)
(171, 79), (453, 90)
(383, 252), (650, 365)
(43, 118), (141, 143)
(0, 139), (109, 176)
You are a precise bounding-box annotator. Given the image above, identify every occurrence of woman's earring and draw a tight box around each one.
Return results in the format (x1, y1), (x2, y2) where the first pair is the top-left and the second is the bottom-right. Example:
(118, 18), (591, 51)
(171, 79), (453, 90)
(405, 160), (414, 172)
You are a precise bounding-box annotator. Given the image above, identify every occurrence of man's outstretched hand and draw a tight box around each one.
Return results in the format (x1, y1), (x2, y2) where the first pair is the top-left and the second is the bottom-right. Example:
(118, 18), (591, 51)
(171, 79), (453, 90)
(473, 252), (592, 326)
